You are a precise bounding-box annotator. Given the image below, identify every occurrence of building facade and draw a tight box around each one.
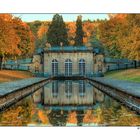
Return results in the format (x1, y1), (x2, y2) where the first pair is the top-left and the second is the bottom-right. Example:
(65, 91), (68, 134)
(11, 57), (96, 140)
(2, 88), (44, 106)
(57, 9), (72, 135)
(33, 46), (105, 77)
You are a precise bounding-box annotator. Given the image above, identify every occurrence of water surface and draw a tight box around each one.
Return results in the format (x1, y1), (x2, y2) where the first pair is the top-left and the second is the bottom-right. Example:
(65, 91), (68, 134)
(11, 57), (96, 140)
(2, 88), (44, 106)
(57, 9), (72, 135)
(0, 80), (140, 126)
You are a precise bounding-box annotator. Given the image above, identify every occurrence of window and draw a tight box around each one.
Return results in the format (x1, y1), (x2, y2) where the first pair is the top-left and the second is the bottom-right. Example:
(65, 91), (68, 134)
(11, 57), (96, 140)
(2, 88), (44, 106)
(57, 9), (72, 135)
(79, 59), (85, 75)
(79, 81), (85, 97)
(52, 81), (58, 97)
(65, 81), (72, 98)
(65, 59), (72, 76)
(52, 59), (58, 76)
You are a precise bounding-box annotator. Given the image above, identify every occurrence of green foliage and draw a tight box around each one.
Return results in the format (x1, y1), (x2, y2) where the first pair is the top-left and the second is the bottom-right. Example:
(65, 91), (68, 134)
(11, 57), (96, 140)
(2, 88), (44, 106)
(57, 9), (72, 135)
(47, 14), (68, 46)
(27, 20), (42, 37)
(74, 15), (84, 46)
(98, 14), (140, 60)
(35, 34), (47, 49)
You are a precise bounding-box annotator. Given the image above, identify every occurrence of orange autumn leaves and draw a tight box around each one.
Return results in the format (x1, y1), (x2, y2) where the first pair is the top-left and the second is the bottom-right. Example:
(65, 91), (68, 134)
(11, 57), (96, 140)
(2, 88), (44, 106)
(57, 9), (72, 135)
(36, 21), (96, 46)
(13, 17), (35, 56)
(98, 14), (140, 60)
(67, 110), (97, 124)
(0, 14), (35, 58)
(38, 110), (49, 124)
(67, 21), (95, 45)
(67, 111), (77, 124)
(0, 14), (20, 56)
(37, 24), (48, 39)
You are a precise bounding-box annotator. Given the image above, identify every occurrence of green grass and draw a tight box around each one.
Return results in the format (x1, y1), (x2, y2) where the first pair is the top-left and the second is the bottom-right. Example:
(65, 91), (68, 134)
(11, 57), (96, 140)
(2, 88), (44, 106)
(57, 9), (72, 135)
(105, 68), (140, 83)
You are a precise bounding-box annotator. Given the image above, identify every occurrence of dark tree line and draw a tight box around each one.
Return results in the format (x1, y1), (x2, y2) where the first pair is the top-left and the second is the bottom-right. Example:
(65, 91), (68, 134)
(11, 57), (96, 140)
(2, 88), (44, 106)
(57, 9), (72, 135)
(47, 14), (84, 46)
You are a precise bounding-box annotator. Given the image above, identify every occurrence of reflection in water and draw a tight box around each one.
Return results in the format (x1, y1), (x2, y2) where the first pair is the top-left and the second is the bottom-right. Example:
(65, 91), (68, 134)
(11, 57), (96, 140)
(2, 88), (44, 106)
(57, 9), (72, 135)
(38, 110), (49, 124)
(0, 80), (140, 126)
(76, 110), (85, 126)
(52, 81), (58, 97)
(65, 81), (72, 98)
(39, 80), (95, 105)
(48, 110), (68, 126)
(67, 111), (77, 126)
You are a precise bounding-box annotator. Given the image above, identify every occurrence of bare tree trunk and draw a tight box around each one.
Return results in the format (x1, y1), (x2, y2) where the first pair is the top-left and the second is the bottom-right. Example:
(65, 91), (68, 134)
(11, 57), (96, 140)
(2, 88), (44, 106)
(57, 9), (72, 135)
(0, 56), (3, 70)
(134, 60), (137, 69)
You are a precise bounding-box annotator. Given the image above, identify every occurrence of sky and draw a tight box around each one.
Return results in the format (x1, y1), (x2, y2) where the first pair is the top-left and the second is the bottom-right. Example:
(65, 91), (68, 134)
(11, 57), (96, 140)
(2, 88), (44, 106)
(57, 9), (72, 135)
(13, 14), (109, 22)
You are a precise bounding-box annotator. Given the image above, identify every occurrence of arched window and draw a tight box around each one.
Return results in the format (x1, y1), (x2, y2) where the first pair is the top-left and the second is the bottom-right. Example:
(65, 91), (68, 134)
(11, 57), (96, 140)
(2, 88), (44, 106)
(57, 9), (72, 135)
(79, 59), (85, 75)
(52, 81), (58, 97)
(65, 81), (72, 98)
(79, 81), (85, 97)
(52, 59), (58, 76)
(65, 59), (72, 76)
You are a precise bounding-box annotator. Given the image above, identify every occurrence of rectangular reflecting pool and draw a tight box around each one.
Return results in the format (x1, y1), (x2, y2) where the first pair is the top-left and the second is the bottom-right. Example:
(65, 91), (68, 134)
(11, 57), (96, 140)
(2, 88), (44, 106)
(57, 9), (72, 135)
(0, 80), (140, 126)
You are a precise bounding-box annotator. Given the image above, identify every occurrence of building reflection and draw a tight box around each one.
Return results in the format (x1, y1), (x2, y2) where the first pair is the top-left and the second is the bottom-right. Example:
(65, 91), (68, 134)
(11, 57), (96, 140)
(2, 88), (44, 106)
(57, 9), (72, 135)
(33, 80), (98, 105)
(76, 110), (85, 126)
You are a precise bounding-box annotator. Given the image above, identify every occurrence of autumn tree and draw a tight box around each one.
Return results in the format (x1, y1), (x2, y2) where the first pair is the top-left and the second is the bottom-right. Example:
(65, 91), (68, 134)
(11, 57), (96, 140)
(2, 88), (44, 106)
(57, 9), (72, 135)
(98, 14), (140, 60)
(89, 30), (104, 51)
(0, 14), (35, 69)
(27, 20), (42, 38)
(83, 20), (95, 45)
(47, 14), (68, 46)
(66, 22), (76, 46)
(37, 23), (48, 39)
(118, 14), (140, 60)
(0, 14), (21, 69)
(98, 16), (123, 58)
(74, 15), (84, 46)
(13, 17), (35, 57)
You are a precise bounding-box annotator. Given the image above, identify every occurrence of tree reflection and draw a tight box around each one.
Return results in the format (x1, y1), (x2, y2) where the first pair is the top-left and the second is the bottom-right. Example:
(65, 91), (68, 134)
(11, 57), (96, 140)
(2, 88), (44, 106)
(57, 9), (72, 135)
(47, 110), (68, 126)
(76, 110), (84, 126)
(83, 110), (97, 124)
(37, 110), (49, 124)
(0, 97), (33, 126)
(67, 111), (77, 125)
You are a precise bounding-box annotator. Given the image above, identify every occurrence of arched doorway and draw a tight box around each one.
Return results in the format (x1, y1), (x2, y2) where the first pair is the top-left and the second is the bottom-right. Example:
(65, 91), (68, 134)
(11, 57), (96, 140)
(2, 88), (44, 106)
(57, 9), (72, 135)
(52, 81), (58, 97)
(65, 59), (72, 76)
(79, 59), (85, 75)
(65, 80), (72, 98)
(79, 81), (85, 97)
(52, 59), (58, 76)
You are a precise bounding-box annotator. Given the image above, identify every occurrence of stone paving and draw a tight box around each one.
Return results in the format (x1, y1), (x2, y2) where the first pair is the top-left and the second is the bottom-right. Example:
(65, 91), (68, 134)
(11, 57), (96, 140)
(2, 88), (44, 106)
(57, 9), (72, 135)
(89, 77), (140, 98)
(0, 77), (48, 96)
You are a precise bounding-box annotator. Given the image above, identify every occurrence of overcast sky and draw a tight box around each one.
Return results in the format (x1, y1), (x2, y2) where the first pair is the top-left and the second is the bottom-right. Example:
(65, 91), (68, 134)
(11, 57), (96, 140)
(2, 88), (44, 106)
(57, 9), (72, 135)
(13, 14), (109, 22)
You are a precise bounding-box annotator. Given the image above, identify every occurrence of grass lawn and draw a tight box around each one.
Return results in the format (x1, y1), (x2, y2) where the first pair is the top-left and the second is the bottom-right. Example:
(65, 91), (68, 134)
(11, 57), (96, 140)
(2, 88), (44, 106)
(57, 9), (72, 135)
(0, 70), (33, 83)
(105, 68), (140, 83)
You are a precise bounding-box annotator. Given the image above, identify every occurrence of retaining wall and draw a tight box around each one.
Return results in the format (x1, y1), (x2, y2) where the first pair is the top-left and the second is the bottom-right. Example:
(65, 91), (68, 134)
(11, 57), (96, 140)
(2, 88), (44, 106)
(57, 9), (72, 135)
(86, 77), (140, 113)
(0, 77), (51, 112)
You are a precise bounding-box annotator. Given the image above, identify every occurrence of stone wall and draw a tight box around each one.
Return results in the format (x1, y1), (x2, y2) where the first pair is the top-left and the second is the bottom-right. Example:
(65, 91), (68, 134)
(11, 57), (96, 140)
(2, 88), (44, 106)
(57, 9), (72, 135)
(104, 57), (140, 72)
(3, 49), (140, 76)
(44, 52), (94, 75)
(32, 54), (43, 72)
(93, 54), (106, 73)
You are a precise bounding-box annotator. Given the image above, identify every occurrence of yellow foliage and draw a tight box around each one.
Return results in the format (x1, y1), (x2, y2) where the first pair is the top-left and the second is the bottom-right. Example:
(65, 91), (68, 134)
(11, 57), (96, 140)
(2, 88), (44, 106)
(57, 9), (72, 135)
(67, 111), (77, 124)
(38, 110), (49, 124)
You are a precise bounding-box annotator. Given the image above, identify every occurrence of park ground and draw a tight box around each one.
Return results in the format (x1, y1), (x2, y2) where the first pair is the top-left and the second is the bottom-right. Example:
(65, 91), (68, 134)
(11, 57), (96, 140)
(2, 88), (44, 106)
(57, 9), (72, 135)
(0, 68), (140, 83)
(0, 70), (33, 83)
(105, 68), (140, 83)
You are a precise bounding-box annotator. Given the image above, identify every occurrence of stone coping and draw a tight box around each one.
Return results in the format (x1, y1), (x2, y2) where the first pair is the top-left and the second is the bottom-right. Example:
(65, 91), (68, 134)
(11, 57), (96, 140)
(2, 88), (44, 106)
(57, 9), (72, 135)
(88, 77), (140, 98)
(1, 76), (140, 99)
(0, 78), (48, 97)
